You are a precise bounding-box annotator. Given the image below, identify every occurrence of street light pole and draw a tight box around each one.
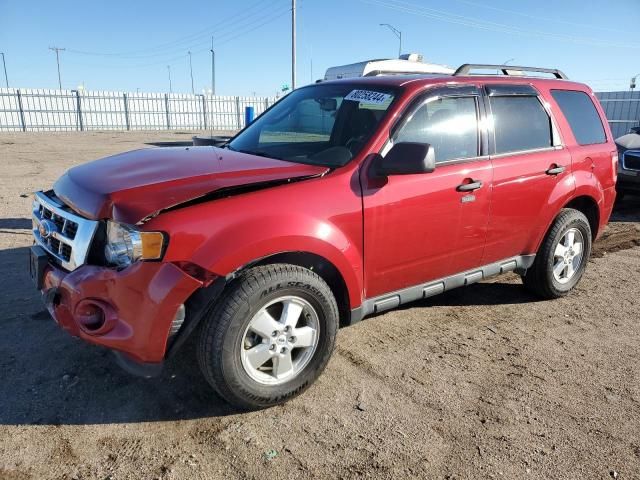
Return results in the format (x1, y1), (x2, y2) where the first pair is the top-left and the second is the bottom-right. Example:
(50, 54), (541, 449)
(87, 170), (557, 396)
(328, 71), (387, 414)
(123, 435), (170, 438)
(292, 0), (296, 90)
(188, 51), (194, 94)
(499, 58), (515, 74)
(49, 46), (65, 89)
(210, 36), (216, 96)
(167, 65), (172, 93)
(379, 23), (402, 58)
(0, 53), (8, 87)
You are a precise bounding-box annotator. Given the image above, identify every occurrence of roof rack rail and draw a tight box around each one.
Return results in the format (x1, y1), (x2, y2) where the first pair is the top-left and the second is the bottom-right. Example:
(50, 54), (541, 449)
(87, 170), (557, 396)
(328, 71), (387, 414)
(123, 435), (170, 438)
(453, 64), (568, 80)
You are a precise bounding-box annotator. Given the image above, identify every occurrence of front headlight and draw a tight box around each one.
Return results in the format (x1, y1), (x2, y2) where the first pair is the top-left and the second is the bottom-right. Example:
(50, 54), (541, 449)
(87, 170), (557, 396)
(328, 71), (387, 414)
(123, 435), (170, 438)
(104, 221), (166, 268)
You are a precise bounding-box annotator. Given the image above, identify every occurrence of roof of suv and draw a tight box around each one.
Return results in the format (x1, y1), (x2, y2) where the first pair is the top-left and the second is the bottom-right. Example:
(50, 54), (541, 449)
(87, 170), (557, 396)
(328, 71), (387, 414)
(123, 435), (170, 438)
(322, 73), (590, 92)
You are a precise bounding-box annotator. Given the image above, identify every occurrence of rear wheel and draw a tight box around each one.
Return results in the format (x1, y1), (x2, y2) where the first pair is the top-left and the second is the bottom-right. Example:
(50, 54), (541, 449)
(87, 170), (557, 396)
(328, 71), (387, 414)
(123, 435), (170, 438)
(197, 264), (339, 409)
(523, 209), (592, 299)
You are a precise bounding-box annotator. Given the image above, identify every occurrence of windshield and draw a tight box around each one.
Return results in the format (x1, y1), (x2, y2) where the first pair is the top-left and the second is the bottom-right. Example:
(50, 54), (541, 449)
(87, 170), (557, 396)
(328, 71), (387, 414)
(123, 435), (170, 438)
(228, 84), (397, 167)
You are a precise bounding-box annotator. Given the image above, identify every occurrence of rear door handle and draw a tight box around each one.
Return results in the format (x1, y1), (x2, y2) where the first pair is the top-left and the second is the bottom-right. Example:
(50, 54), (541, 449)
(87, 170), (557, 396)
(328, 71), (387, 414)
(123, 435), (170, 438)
(457, 180), (483, 192)
(546, 165), (566, 176)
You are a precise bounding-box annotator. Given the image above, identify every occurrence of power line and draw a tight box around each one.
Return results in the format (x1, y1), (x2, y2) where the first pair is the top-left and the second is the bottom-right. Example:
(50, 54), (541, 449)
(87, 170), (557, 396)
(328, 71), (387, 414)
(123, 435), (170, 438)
(359, 0), (640, 50)
(68, 7), (293, 71)
(61, 4), (293, 72)
(448, 0), (624, 35)
(65, 0), (286, 59)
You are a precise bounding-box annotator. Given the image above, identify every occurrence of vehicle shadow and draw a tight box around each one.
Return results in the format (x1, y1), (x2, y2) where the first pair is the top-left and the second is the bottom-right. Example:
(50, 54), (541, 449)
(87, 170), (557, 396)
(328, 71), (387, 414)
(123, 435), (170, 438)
(610, 194), (640, 223)
(0, 246), (239, 426)
(413, 280), (538, 309)
(0, 217), (32, 229)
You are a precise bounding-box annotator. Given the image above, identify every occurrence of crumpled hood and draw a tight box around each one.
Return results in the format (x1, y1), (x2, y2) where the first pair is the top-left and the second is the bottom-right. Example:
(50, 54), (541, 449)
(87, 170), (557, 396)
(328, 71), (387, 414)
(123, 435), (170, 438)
(54, 146), (328, 224)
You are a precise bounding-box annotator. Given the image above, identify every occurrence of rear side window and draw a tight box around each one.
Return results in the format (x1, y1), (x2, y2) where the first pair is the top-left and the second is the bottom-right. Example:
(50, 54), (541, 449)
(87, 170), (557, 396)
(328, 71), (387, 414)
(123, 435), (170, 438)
(551, 90), (606, 145)
(489, 95), (552, 154)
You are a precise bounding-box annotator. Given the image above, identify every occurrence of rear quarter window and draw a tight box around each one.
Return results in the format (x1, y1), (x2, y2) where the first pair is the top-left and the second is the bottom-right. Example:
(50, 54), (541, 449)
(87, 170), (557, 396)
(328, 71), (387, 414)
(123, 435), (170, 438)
(489, 95), (552, 154)
(551, 90), (606, 145)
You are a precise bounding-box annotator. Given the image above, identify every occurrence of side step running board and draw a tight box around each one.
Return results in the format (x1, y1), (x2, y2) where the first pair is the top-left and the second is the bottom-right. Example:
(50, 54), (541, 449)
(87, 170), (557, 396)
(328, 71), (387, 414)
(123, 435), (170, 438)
(357, 255), (536, 320)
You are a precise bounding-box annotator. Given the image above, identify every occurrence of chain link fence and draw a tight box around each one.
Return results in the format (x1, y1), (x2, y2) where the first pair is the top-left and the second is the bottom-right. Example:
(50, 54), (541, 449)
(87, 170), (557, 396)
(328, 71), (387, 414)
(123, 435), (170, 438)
(0, 88), (277, 132)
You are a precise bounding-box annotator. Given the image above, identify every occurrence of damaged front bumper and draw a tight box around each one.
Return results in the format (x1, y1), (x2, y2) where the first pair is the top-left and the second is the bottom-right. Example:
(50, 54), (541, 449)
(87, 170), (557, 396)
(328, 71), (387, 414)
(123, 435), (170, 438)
(36, 255), (203, 370)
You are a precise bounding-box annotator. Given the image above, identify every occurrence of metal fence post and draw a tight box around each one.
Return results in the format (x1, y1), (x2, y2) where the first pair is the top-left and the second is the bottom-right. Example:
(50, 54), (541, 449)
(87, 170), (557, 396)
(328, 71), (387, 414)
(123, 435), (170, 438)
(15, 89), (26, 132)
(199, 94), (207, 130)
(123, 93), (130, 131)
(72, 90), (83, 131)
(164, 93), (171, 130)
(235, 96), (242, 129)
(264, 98), (269, 111)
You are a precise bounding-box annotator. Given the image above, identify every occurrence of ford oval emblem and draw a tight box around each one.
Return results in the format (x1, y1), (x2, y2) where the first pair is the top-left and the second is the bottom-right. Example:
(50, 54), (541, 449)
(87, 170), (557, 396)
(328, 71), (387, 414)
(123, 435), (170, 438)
(38, 219), (57, 239)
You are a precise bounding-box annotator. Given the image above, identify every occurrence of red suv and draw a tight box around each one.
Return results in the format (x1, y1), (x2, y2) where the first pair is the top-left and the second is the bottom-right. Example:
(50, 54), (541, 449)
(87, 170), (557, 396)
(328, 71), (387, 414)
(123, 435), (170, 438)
(30, 64), (617, 409)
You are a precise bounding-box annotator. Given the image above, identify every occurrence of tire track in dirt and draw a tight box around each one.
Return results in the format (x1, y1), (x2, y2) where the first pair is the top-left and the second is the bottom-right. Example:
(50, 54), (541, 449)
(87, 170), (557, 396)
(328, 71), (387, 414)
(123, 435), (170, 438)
(592, 223), (640, 257)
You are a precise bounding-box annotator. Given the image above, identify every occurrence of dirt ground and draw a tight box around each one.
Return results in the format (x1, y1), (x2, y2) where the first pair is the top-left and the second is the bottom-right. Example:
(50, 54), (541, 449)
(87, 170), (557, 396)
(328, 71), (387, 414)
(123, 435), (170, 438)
(1, 131), (640, 480)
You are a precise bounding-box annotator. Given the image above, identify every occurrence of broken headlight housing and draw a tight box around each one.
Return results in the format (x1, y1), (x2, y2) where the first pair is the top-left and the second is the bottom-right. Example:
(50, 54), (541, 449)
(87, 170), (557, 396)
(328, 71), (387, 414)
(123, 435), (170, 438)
(104, 221), (166, 268)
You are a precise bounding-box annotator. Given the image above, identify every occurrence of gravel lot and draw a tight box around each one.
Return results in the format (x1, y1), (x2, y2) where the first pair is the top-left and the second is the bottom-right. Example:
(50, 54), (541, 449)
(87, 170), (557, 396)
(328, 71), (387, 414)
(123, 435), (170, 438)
(1, 131), (640, 480)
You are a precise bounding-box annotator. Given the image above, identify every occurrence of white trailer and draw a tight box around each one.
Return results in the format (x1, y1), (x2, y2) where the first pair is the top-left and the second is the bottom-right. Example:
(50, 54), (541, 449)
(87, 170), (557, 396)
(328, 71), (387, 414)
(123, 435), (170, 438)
(324, 53), (454, 81)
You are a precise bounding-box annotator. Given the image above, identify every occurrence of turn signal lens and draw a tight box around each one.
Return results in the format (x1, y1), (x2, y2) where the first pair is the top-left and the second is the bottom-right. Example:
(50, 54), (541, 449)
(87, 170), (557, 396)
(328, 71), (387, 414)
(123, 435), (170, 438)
(140, 231), (165, 260)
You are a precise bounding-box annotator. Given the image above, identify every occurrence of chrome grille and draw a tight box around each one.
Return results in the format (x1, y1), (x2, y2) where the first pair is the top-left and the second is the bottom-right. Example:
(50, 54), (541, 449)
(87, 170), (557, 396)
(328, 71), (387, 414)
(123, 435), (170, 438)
(622, 150), (640, 171)
(32, 191), (99, 271)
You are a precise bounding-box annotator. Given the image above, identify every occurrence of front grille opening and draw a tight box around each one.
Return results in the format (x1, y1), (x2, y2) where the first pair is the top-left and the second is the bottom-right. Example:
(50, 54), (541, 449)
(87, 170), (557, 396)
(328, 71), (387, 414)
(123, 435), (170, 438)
(33, 191), (99, 271)
(41, 207), (78, 240)
(624, 152), (640, 171)
(41, 232), (73, 263)
(64, 221), (78, 239)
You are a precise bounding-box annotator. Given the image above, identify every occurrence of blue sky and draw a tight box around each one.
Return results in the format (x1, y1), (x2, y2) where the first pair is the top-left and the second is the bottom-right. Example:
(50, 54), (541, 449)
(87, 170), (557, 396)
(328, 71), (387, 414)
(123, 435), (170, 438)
(1, 0), (639, 95)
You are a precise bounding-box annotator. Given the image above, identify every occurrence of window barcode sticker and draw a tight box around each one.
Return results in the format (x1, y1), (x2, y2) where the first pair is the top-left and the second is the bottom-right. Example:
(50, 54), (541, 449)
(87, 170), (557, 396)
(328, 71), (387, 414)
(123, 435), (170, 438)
(344, 90), (392, 105)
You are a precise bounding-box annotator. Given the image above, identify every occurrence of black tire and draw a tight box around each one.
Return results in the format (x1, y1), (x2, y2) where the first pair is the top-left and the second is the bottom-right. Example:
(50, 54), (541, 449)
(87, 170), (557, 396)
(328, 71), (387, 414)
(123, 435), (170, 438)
(197, 264), (339, 410)
(523, 209), (592, 299)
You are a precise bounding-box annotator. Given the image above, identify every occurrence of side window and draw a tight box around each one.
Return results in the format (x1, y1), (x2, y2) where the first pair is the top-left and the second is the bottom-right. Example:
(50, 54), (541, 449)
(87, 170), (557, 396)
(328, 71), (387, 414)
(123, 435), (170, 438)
(551, 90), (606, 145)
(394, 96), (479, 163)
(489, 95), (552, 154)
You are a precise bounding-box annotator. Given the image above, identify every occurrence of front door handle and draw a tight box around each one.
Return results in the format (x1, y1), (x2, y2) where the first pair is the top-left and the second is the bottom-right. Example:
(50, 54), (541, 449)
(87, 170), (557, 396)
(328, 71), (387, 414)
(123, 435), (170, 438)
(546, 165), (566, 176)
(457, 180), (483, 192)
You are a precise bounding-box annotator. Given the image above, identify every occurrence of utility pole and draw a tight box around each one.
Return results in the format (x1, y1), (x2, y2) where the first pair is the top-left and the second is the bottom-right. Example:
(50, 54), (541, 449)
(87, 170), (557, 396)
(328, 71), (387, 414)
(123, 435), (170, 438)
(0, 52), (8, 87)
(188, 51), (194, 94)
(49, 46), (65, 89)
(309, 45), (313, 83)
(167, 65), (172, 93)
(210, 36), (216, 96)
(379, 24), (402, 58)
(291, 0), (296, 90)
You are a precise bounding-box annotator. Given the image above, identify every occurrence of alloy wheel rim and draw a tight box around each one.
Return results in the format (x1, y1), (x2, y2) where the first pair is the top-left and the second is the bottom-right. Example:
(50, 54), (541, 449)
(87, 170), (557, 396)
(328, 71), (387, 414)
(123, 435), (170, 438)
(240, 296), (320, 386)
(553, 228), (585, 284)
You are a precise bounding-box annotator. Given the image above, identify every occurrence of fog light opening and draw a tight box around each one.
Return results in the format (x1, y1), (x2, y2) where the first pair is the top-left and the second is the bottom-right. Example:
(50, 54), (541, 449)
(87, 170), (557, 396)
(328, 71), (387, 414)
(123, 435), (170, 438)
(76, 301), (106, 333)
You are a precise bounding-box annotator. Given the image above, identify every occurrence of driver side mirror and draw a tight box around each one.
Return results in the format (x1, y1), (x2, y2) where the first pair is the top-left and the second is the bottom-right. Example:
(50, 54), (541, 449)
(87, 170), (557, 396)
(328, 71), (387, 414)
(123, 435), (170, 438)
(372, 142), (436, 177)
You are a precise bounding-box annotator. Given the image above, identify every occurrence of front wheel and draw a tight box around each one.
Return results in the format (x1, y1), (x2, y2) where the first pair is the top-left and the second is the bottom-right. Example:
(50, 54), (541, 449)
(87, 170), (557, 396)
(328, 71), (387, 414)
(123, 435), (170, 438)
(197, 264), (339, 409)
(523, 209), (592, 299)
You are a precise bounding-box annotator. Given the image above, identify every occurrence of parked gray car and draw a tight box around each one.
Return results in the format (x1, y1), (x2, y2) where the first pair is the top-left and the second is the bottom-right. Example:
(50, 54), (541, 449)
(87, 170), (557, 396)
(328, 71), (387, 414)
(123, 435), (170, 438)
(616, 127), (640, 197)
